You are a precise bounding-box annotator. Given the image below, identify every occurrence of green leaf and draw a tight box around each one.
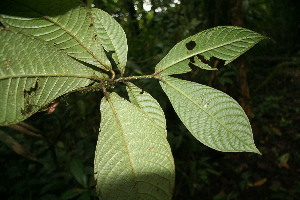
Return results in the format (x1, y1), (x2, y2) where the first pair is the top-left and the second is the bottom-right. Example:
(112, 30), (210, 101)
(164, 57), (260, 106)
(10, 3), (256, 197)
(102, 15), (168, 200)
(94, 93), (174, 200)
(0, 30), (104, 126)
(126, 82), (166, 135)
(60, 188), (85, 200)
(92, 9), (128, 75)
(70, 159), (88, 188)
(155, 26), (265, 75)
(159, 59), (192, 76)
(192, 56), (217, 71)
(160, 76), (260, 153)
(0, 0), (111, 71)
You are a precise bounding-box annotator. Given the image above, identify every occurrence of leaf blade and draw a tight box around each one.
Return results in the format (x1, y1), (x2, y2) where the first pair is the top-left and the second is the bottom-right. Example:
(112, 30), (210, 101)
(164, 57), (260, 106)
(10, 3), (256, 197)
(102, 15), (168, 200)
(155, 26), (265, 75)
(92, 9), (128, 75)
(160, 76), (260, 153)
(0, 0), (111, 70)
(0, 30), (103, 125)
(94, 93), (174, 200)
(126, 82), (167, 135)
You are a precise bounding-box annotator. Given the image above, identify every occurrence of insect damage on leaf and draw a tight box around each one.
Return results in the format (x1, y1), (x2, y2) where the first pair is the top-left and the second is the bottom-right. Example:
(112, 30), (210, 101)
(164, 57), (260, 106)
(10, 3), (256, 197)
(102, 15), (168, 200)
(196, 54), (207, 64)
(185, 40), (196, 50)
(187, 54), (219, 71)
(22, 79), (40, 115)
(23, 79), (39, 99)
(21, 104), (35, 115)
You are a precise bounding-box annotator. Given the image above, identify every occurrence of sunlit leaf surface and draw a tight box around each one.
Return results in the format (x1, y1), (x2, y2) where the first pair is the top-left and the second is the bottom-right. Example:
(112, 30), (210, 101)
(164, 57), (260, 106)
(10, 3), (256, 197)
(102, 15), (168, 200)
(94, 93), (174, 200)
(126, 82), (166, 135)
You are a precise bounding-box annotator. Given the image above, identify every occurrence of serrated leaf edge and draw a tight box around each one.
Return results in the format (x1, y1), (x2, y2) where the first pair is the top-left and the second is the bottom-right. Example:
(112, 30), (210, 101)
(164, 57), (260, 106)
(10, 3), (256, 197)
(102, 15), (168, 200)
(161, 76), (260, 153)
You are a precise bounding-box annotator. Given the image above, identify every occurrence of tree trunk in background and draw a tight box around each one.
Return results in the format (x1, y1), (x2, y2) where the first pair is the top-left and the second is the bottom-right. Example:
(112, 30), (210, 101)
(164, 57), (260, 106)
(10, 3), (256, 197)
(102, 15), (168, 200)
(205, 0), (230, 87)
(230, 0), (253, 117)
(123, 0), (140, 36)
(205, 0), (253, 117)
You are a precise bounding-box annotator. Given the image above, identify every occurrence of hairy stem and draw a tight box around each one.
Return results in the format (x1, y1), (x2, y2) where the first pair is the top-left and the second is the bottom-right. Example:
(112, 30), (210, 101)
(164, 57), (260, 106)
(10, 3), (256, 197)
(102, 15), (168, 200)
(115, 74), (157, 82)
(110, 69), (116, 80)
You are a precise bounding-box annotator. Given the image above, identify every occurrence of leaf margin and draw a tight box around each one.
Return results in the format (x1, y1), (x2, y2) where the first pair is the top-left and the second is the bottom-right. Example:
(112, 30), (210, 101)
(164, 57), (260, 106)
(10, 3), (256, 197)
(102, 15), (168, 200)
(159, 75), (260, 154)
(155, 26), (266, 75)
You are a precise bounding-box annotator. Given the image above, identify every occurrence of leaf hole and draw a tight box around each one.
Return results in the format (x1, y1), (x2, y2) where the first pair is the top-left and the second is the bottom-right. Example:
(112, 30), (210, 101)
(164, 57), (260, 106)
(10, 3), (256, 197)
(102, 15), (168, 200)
(185, 40), (196, 50)
(196, 55), (207, 63)
(23, 79), (39, 98)
(188, 62), (196, 68)
(189, 56), (195, 63)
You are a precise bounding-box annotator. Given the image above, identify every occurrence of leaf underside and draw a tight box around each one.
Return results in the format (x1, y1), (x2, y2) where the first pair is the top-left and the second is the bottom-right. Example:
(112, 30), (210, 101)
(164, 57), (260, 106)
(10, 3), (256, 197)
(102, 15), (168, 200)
(0, 2), (265, 200)
(155, 26), (266, 75)
(126, 82), (167, 135)
(160, 76), (260, 153)
(92, 9), (128, 75)
(0, 0), (111, 70)
(0, 30), (99, 126)
(94, 93), (174, 200)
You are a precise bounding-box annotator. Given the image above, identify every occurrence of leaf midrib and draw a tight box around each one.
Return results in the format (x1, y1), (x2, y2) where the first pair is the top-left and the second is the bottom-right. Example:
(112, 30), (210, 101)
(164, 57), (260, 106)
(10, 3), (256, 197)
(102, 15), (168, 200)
(0, 74), (96, 81)
(43, 15), (110, 71)
(163, 77), (248, 147)
(106, 95), (139, 195)
(2, 1), (110, 71)
(127, 85), (166, 134)
(157, 34), (263, 73)
(94, 11), (123, 73)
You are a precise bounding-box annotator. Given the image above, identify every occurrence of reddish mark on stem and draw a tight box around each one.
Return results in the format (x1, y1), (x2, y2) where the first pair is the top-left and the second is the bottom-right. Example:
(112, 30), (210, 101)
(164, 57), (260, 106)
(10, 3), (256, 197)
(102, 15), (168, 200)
(47, 101), (59, 114)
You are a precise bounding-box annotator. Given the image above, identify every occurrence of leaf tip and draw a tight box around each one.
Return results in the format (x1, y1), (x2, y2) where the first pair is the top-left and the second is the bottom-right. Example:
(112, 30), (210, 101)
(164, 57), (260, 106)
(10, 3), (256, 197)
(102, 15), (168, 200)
(253, 148), (262, 155)
(246, 145), (261, 155)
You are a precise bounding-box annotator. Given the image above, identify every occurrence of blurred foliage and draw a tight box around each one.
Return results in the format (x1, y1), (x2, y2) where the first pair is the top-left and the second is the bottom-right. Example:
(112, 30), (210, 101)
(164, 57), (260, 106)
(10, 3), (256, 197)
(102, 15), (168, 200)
(1, 0), (299, 199)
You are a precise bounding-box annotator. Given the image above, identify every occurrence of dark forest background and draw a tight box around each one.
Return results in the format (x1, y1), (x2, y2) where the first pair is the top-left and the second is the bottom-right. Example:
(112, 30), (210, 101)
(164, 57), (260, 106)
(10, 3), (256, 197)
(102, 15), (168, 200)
(0, 0), (299, 199)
